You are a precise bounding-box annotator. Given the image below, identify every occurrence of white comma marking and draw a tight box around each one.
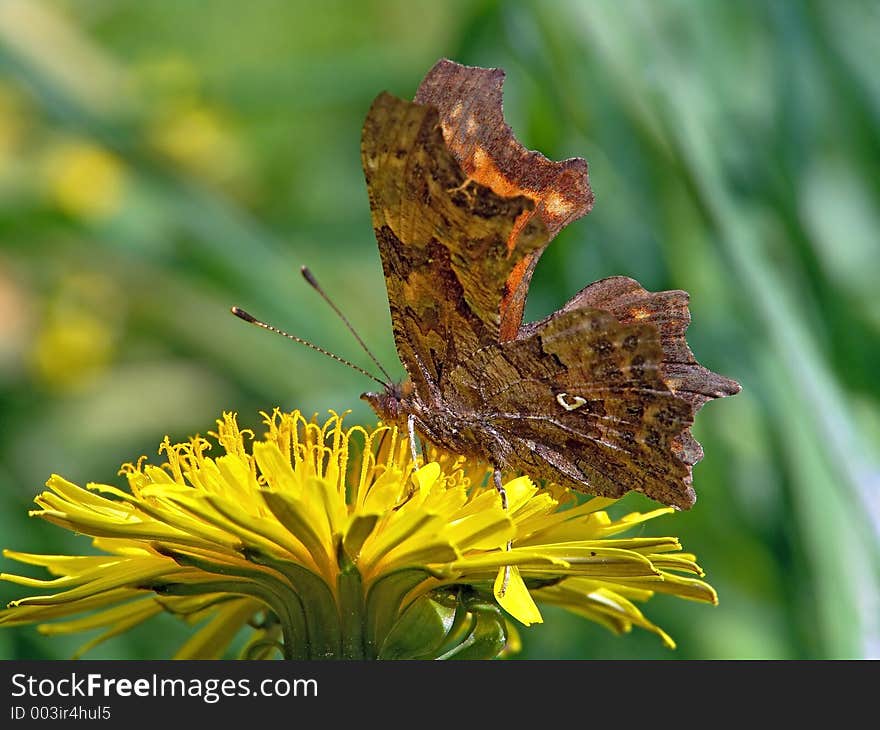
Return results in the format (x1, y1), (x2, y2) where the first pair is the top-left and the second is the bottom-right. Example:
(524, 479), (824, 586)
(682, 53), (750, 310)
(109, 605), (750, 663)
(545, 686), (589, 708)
(556, 392), (587, 411)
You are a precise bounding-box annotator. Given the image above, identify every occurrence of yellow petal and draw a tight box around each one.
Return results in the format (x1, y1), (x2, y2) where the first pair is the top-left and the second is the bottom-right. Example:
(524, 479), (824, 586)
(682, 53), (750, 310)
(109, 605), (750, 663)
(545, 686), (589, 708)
(494, 566), (542, 626)
(361, 465), (408, 512)
(443, 508), (514, 551)
(412, 462), (441, 493)
(174, 598), (259, 659)
(502, 476), (538, 512)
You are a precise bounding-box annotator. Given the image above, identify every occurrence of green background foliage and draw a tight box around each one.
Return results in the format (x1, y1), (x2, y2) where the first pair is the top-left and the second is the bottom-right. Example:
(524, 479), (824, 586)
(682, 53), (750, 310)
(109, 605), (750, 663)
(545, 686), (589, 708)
(1, 0), (877, 660)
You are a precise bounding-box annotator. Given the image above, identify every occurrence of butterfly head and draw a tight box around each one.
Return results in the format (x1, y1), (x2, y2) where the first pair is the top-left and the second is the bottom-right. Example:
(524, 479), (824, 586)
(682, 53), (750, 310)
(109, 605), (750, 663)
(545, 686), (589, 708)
(361, 379), (415, 425)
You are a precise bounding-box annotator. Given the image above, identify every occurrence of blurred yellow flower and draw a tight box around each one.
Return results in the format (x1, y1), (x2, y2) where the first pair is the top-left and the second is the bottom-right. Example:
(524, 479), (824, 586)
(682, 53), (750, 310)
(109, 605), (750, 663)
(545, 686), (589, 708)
(45, 140), (126, 220)
(149, 101), (246, 187)
(1, 409), (717, 659)
(30, 312), (115, 390)
(136, 55), (247, 186)
(29, 272), (121, 390)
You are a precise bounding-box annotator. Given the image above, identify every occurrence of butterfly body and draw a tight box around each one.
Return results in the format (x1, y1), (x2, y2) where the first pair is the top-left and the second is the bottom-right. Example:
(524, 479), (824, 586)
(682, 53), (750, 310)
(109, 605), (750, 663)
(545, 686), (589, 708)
(362, 381), (490, 459)
(361, 60), (740, 510)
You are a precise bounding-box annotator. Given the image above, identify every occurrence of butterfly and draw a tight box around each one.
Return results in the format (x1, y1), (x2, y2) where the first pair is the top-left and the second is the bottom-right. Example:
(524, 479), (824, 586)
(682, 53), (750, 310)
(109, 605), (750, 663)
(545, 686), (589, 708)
(360, 59), (741, 510)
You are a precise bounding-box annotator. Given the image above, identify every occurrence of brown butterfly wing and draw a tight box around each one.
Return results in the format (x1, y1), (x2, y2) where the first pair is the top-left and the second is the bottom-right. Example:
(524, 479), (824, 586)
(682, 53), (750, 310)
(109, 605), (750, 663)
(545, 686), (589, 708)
(414, 59), (593, 341)
(550, 276), (742, 469)
(444, 305), (699, 509)
(361, 91), (549, 400)
(551, 276), (742, 410)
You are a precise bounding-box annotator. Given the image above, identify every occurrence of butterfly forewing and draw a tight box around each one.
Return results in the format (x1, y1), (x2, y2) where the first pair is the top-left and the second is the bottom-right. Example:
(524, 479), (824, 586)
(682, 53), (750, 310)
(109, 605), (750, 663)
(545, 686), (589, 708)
(413, 59), (594, 340)
(361, 92), (548, 399)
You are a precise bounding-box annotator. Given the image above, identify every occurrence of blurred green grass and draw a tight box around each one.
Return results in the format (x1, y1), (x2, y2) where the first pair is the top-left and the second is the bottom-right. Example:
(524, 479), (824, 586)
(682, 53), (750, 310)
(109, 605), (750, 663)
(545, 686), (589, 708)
(0, 0), (877, 660)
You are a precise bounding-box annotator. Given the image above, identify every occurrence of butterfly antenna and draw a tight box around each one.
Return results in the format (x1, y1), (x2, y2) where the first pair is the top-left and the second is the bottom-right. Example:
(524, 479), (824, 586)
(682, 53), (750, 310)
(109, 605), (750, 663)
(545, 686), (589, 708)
(300, 266), (394, 383)
(230, 306), (386, 387)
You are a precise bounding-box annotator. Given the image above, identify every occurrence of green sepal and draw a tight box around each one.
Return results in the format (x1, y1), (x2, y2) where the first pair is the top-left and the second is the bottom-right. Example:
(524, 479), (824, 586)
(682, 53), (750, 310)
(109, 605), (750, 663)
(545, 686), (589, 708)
(378, 594), (457, 659)
(145, 577), (306, 660)
(437, 596), (508, 660)
(364, 568), (431, 657)
(157, 546), (320, 659)
(337, 540), (366, 659)
(244, 547), (342, 660)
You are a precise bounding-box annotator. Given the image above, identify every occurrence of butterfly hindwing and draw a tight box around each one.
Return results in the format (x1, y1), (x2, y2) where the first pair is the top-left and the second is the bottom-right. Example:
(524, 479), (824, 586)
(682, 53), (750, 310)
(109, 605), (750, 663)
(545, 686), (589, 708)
(557, 276), (741, 409)
(446, 305), (697, 508)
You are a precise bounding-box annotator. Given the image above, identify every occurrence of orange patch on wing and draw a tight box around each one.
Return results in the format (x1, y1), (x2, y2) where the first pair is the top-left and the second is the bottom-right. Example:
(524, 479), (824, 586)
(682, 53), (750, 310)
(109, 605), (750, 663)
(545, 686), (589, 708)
(468, 146), (538, 202)
(500, 254), (534, 342)
(465, 146), (581, 245)
(544, 191), (573, 219)
(506, 208), (536, 253)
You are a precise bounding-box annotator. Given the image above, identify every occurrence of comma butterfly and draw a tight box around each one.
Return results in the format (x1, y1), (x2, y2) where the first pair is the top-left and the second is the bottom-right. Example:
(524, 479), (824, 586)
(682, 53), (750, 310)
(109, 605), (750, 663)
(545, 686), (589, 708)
(359, 59), (740, 509)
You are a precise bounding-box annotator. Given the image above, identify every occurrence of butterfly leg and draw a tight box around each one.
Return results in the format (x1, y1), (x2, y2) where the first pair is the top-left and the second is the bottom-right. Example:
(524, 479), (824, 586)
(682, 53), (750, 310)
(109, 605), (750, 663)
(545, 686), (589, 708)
(493, 468), (512, 598)
(407, 414), (421, 467)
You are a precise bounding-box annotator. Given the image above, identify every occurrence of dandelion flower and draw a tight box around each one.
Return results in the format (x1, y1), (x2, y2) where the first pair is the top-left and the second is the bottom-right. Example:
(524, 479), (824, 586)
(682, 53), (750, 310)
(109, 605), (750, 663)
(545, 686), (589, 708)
(1, 409), (716, 659)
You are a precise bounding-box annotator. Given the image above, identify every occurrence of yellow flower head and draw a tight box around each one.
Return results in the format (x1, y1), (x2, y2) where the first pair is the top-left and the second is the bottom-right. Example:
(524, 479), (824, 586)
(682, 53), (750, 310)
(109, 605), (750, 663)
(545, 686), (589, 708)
(1, 409), (716, 659)
(44, 140), (126, 220)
